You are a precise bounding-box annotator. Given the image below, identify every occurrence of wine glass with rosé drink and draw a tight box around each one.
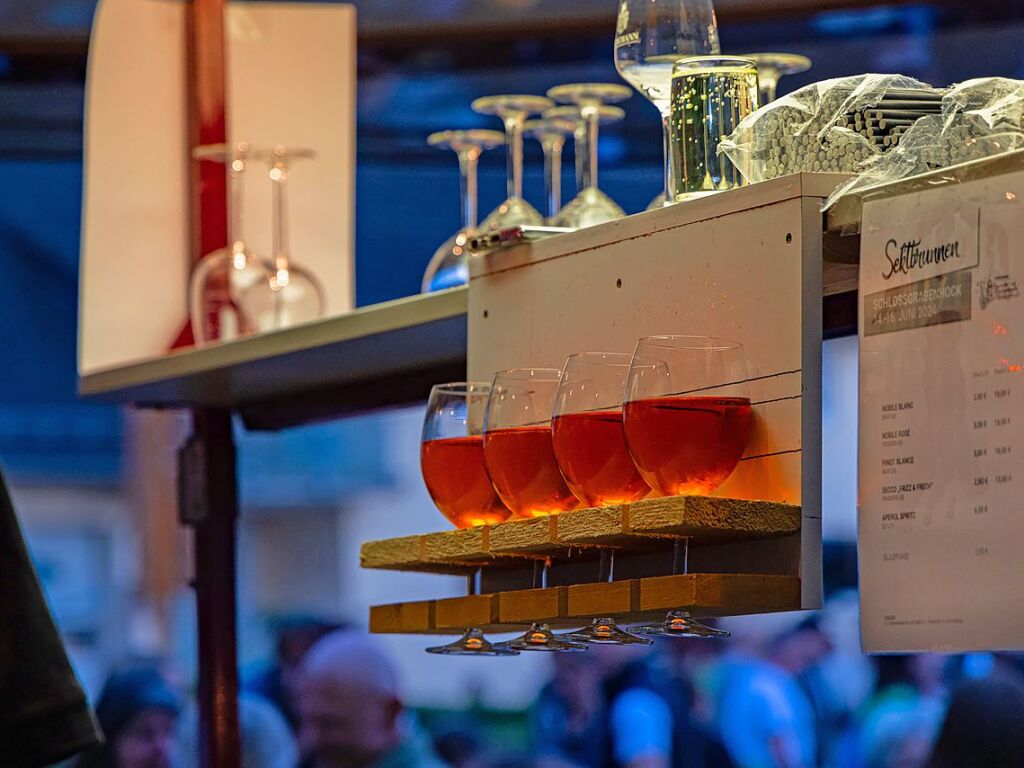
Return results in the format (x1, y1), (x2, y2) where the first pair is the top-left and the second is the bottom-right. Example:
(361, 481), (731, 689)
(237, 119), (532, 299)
(623, 335), (751, 640)
(484, 369), (579, 519)
(552, 353), (651, 507)
(421, 383), (512, 529)
(550, 353), (653, 647)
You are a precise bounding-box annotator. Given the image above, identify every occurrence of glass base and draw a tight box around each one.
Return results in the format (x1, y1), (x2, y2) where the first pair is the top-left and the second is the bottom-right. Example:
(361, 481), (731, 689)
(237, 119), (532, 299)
(646, 191), (670, 211)
(562, 618), (653, 646)
(494, 624), (588, 653)
(425, 628), (520, 656)
(480, 196), (545, 231)
(551, 187), (625, 229)
(422, 230), (470, 293)
(632, 611), (731, 639)
(241, 261), (326, 333)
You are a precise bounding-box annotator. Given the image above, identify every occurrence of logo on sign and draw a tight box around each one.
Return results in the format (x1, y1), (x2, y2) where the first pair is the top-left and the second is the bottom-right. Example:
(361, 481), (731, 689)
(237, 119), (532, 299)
(882, 238), (963, 281)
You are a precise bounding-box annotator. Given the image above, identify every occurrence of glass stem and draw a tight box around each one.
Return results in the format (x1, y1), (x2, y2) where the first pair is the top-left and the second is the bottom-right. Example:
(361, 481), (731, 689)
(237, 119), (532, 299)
(228, 146), (246, 260)
(574, 121), (590, 192)
(543, 138), (563, 218)
(661, 108), (673, 205)
(504, 114), (525, 200)
(583, 104), (600, 190)
(271, 157), (290, 274)
(458, 148), (480, 231)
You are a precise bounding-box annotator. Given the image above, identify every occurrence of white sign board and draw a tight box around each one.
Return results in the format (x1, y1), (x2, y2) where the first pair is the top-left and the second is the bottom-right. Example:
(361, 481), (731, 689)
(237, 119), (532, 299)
(859, 170), (1024, 652)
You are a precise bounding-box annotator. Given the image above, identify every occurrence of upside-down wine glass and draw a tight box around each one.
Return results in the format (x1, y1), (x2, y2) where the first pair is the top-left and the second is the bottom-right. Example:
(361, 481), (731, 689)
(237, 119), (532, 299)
(741, 53), (812, 104)
(614, 0), (721, 209)
(494, 623), (587, 653)
(189, 142), (273, 346)
(623, 335), (752, 639)
(421, 383), (513, 529)
(472, 95), (553, 230)
(421, 129), (504, 292)
(524, 116), (574, 221)
(426, 627), (520, 657)
(544, 105), (626, 207)
(547, 84), (632, 229)
(241, 146), (326, 332)
(483, 369), (578, 519)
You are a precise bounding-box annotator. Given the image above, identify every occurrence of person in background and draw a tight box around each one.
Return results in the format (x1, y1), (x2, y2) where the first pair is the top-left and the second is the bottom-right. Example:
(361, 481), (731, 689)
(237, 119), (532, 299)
(532, 651), (609, 768)
(247, 617), (342, 732)
(296, 629), (446, 768)
(926, 673), (1024, 768)
(716, 616), (832, 768)
(75, 666), (181, 768)
(175, 691), (298, 768)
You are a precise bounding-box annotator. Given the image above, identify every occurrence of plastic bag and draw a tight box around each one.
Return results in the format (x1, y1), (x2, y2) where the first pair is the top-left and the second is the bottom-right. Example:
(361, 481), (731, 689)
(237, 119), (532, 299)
(823, 77), (1024, 211)
(719, 74), (933, 184)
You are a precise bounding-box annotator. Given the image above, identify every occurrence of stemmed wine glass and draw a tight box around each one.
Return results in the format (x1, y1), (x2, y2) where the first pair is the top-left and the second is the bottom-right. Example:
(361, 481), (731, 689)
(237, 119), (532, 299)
(426, 628), (520, 657)
(544, 105), (626, 212)
(189, 142), (274, 346)
(421, 129), (504, 293)
(494, 623), (587, 653)
(547, 84), (632, 229)
(421, 383), (512, 529)
(623, 335), (752, 638)
(614, 0), (721, 209)
(472, 95), (554, 230)
(524, 116), (574, 221)
(483, 369), (578, 519)
(241, 146), (326, 332)
(741, 53), (812, 104)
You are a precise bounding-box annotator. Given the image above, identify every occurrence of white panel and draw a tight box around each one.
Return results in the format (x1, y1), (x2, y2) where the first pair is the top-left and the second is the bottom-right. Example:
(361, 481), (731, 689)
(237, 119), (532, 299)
(79, 1), (356, 375)
(226, 2), (356, 317)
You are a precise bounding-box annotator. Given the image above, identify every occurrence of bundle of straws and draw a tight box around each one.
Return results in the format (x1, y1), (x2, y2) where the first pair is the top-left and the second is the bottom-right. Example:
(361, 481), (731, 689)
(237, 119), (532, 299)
(842, 87), (945, 150)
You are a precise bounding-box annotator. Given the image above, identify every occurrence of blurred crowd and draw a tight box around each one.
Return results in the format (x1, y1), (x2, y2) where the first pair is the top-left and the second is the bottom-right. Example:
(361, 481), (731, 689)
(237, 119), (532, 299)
(74, 595), (1024, 768)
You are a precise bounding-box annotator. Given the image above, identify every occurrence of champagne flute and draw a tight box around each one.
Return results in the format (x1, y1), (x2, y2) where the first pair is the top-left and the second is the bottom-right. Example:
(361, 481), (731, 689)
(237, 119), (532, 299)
(241, 146), (326, 331)
(421, 129), (504, 293)
(472, 95), (554, 230)
(614, 0), (721, 209)
(524, 116), (574, 220)
(189, 142), (273, 346)
(547, 84), (632, 229)
(741, 53), (812, 104)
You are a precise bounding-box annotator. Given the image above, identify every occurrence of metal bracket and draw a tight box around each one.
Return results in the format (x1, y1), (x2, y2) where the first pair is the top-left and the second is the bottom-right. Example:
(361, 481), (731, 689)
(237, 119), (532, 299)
(177, 433), (208, 526)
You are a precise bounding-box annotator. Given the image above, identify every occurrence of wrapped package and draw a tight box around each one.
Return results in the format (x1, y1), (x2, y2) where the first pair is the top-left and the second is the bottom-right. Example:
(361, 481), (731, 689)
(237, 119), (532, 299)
(719, 74), (935, 184)
(823, 77), (1024, 211)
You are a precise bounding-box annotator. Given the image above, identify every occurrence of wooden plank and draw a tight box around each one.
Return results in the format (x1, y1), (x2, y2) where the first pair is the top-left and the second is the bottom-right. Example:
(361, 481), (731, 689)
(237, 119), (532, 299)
(566, 580), (637, 618)
(369, 600), (434, 633)
(422, 527), (490, 564)
(488, 515), (558, 556)
(370, 573), (802, 634)
(434, 593), (500, 630)
(628, 496), (801, 541)
(639, 574), (801, 616)
(360, 535), (423, 569)
(498, 586), (567, 624)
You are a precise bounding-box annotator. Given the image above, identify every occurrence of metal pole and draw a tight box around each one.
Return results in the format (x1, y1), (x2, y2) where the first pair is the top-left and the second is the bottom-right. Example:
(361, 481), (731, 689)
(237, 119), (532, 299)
(180, 410), (240, 768)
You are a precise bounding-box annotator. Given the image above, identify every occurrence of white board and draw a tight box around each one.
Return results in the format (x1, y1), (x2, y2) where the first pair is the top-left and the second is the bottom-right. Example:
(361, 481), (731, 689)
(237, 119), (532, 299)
(79, 0), (356, 375)
(858, 169), (1024, 652)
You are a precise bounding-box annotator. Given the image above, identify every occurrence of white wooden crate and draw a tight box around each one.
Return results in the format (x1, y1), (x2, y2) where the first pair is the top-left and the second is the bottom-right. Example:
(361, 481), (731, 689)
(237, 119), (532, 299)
(468, 174), (842, 610)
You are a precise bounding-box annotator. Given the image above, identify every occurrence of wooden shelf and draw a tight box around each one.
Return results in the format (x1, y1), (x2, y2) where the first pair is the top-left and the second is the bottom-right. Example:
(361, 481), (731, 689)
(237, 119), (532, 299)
(78, 288), (467, 429)
(369, 573), (802, 634)
(360, 495), (801, 574)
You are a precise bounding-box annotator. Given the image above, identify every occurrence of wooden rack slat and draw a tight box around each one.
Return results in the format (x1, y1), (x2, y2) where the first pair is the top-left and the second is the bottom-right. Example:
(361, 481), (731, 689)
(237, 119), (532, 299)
(369, 574), (801, 634)
(360, 496), (801, 574)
